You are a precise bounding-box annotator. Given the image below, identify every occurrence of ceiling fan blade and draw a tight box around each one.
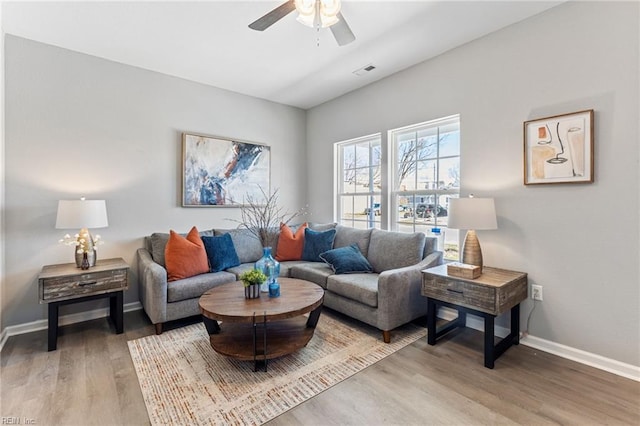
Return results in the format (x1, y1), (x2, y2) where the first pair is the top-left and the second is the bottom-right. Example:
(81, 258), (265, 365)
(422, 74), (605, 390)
(249, 0), (296, 31)
(330, 12), (356, 46)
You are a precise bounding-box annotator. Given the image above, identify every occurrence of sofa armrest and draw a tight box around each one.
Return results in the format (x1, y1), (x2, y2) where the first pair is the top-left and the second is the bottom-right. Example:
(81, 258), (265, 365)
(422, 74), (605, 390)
(137, 247), (168, 324)
(376, 251), (444, 330)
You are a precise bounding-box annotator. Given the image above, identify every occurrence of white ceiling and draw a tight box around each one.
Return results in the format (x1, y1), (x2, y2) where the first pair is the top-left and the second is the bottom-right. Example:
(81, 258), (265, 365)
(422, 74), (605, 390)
(2, 1), (562, 109)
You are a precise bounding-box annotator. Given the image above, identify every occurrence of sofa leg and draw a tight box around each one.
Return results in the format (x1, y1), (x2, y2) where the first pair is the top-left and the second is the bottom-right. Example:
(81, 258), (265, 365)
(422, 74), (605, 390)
(155, 323), (163, 335)
(382, 330), (391, 343)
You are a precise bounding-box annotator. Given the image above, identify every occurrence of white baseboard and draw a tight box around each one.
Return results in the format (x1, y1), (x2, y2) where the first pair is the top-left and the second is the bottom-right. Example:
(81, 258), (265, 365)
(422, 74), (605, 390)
(520, 334), (640, 382)
(437, 307), (639, 382)
(0, 301), (142, 352)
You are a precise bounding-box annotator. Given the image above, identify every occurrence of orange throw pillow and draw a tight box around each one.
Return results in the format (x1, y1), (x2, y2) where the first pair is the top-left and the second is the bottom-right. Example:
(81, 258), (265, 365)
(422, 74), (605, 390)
(165, 226), (210, 282)
(275, 222), (308, 261)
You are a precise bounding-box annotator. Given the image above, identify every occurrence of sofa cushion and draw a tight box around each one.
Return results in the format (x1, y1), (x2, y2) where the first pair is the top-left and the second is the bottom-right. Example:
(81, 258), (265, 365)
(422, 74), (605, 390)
(290, 262), (334, 289)
(320, 244), (373, 275)
(302, 228), (336, 262)
(202, 234), (240, 272)
(327, 274), (379, 308)
(367, 229), (426, 273)
(334, 226), (372, 258)
(308, 222), (338, 231)
(224, 263), (255, 280)
(149, 229), (214, 268)
(278, 260), (308, 277)
(214, 228), (265, 264)
(275, 222), (307, 261)
(165, 227), (210, 281)
(167, 271), (236, 302)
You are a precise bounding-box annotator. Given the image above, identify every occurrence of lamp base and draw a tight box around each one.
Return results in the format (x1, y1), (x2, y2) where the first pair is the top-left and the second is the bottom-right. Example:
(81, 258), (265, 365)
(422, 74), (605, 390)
(74, 228), (97, 268)
(75, 250), (96, 268)
(461, 230), (483, 270)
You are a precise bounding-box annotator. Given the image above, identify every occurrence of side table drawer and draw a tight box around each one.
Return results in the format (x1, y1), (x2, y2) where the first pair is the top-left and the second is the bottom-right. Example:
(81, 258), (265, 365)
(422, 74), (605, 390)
(41, 269), (128, 301)
(422, 276), (496, 313)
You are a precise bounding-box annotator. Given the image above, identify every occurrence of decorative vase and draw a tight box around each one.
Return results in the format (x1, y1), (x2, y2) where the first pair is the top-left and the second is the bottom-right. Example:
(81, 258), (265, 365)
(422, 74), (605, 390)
(255, 247), (280, 293)
(76, 250), (96, 269)
(268, 281), (280, 298)
(244, 284), (261, 299)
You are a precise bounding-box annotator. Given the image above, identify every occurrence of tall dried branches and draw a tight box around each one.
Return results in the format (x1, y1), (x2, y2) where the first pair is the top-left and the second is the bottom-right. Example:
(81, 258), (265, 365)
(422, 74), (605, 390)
(231, 186), (306, 247)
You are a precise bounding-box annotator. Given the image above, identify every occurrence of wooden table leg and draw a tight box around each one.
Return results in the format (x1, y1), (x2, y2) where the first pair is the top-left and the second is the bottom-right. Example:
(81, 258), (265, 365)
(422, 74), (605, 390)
(484, 315), (496, 369)
(306, 305), (323, 328)
(427, 298), (437, 345)
(110, 291), (124, 334)
(202, 316), (221, 334)
(512, 304), (520, 345)
(48, 303), (59, 352)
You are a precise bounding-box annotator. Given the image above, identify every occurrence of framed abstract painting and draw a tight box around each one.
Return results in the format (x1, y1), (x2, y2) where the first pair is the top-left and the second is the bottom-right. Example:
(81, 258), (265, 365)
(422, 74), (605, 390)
(523, 109), (594, 185)
(182, 133), (270, 206)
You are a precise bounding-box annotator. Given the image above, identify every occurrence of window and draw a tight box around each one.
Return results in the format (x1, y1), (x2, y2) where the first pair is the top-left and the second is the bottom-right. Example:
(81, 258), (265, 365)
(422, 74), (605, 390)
(333, 115), (460, 260)
(335, 134), (382, 229)
(390, 115), (460, 260)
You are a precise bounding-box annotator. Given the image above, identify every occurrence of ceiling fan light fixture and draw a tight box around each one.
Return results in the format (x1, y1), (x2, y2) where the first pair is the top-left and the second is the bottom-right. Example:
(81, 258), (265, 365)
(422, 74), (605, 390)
(295, 0), (316, 27)
(295, 0), (341, 29)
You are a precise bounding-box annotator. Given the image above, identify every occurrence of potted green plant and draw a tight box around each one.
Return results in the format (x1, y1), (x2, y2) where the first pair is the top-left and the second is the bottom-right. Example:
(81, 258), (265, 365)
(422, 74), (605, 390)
(239, 269), (267, 299)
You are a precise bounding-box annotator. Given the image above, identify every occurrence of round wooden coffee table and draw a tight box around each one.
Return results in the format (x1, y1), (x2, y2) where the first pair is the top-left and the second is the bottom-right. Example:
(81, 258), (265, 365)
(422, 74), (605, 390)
(199, 278), (324, 364)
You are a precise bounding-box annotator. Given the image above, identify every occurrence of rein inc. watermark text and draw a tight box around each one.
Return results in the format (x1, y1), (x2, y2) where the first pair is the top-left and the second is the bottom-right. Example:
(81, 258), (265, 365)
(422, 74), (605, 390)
(1, 418), (36, 425)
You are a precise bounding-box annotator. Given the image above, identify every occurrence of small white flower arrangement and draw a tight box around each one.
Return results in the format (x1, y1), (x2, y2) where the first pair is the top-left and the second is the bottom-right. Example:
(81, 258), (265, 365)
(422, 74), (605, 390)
(59, 231), (104, 254)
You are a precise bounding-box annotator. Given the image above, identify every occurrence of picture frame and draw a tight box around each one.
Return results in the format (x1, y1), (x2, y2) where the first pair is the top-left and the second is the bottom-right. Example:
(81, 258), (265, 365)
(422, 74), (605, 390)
(523, 109), (594, 185)
(182, 133), (270, 207)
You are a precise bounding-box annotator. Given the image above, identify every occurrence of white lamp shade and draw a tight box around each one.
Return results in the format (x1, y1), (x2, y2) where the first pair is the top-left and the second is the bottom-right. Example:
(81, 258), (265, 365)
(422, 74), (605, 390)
(447, 198), (497, 230)
(55, 199), (109, 229)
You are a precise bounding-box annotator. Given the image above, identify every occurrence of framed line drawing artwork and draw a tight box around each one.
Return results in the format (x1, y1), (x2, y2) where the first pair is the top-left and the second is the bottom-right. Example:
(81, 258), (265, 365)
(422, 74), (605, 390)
(523, 109), (594, 185)
(182, 133), (270, 206)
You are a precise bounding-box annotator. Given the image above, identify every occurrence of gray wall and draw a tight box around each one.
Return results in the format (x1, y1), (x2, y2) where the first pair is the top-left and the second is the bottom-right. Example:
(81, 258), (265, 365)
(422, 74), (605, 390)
(3, 36), (307, 327)
(306, 1), (639, 366)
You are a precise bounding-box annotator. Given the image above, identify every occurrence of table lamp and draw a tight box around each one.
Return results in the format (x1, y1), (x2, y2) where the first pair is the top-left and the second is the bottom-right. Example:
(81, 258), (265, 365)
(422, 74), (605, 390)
(56, 198), (108, 269)
(447, 196), (497, 269)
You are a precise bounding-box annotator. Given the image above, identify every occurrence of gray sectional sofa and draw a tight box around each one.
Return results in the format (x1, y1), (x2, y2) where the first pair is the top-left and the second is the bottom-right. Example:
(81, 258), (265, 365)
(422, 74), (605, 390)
(137, 224), (443, 342)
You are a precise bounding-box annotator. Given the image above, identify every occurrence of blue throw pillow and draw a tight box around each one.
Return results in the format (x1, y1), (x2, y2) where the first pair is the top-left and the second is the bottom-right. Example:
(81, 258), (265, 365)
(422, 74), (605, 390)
(201, 234), (240, 272)
(302, 228), (337, 262)
(319, 244), (373, 274)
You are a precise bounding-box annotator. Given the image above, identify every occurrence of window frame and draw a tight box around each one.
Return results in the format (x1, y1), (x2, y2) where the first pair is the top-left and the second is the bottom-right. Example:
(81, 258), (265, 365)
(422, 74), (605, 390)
(332, 115), (461, 260)
(389, 115), (461, 259)
(334, 134), (383, 230)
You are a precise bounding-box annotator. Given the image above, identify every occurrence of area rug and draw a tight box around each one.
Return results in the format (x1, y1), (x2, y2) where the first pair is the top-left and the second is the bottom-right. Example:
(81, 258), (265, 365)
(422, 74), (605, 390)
(128, 311), (426, 426)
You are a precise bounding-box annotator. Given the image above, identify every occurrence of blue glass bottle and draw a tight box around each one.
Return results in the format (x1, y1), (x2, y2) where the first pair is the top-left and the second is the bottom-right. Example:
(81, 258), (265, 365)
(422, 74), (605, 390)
(255, 247), (280, 293)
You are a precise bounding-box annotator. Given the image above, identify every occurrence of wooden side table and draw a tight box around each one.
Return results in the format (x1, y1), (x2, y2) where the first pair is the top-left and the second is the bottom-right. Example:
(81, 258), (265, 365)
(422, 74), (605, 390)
(421, 264), (527, 369)
(38, 257), (129, 351)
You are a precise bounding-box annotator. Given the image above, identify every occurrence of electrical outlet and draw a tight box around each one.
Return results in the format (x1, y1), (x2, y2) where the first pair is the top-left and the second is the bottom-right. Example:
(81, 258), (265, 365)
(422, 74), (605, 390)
(532, 284), (543, 301)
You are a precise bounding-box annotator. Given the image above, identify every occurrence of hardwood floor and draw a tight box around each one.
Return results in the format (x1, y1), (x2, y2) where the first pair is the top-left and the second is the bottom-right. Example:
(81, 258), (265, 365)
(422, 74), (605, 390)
(1, 310), (638, 425)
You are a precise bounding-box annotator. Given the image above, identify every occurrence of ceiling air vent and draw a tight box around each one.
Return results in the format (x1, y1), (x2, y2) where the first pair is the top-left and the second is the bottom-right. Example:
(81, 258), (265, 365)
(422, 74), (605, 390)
(353, 64), (376, 77)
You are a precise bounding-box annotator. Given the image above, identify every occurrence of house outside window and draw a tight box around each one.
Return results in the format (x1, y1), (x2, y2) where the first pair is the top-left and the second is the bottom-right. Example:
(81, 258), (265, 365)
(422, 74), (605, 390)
(390, 115), (460, 260)
(335, 134), (382, 230)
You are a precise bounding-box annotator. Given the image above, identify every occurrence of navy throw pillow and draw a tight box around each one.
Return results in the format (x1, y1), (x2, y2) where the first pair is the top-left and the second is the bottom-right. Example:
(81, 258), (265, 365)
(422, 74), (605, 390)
(302, 228), (337, 262)
(319, 244), (373, 274)
(201, 234), (240, 272)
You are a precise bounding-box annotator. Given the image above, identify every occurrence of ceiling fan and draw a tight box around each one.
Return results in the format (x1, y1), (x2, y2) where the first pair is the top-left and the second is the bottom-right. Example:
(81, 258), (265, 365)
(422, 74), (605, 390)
(249, 0), (356, 46)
